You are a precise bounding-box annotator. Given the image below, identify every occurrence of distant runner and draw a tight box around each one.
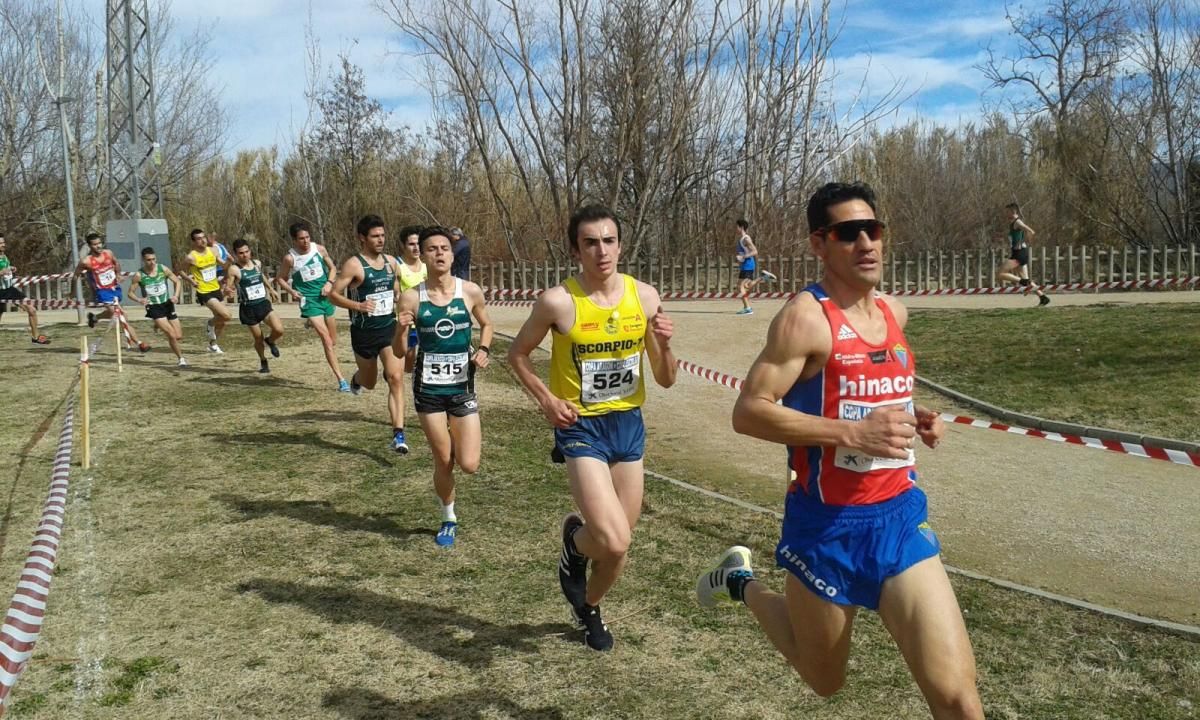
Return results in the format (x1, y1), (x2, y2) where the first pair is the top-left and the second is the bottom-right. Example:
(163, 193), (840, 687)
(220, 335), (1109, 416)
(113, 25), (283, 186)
(0, 233), (50, 344)
(997, 203), (1049, 306)
(735, 218), (777, 315)
(129, 247), (186, 366)
(74, 232), (148, 352)
(277, 221), (349, 392)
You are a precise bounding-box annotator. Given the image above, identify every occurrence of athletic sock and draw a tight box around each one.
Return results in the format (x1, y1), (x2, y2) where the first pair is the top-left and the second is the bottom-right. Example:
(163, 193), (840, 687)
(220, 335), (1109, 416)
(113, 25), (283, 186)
(442, 502), (456, 523)
(727, 570), (754, 604)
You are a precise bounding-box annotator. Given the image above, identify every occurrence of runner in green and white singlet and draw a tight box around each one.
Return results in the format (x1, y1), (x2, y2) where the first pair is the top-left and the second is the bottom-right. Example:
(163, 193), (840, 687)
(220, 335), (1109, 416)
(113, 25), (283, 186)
(277, 221), (348, 391)
(397, 226), (494, 547)
(0, 234), (49, 344)
(330, 215), (410, 453)
(224, 239), (283, 373)
(130, 246), (185, 364)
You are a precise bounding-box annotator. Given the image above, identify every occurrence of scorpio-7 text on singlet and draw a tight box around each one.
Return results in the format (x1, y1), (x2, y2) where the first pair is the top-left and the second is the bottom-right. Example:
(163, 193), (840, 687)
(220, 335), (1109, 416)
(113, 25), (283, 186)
(413, 279), (473, 396)
(0, 255), (12, 290)
(138, 264), (171, 305)
(289, 245), (328, 297)
(350, 254), (397, 331)
(783, 284), (917, 506)
(549, 275), (647, 417)
(188, 247), (220, 293)
(399, 260), (427, 292)
(1009, 221), (1026, 250)
(236, 262), (270, 307)
(86, 251), (119, 290)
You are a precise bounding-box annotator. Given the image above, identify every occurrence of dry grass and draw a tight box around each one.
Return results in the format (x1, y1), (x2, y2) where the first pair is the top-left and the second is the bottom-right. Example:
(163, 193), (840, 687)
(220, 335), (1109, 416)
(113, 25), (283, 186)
(0, 320), (1197, 719)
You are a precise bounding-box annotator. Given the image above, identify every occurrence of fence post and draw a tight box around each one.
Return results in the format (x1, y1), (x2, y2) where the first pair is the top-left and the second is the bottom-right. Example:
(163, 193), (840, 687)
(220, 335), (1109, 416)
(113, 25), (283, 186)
(1135, 247), (1142, 282)
(1191, 243), (1197, 279)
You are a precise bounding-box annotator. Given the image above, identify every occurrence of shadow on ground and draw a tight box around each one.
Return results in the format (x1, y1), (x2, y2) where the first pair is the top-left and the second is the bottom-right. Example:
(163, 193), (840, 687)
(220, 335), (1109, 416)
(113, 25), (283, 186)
(322, 688), (565, 719)
(204, 431), (393, 466)
(237, 579), (571, 669)
(214, 494), (436, 540)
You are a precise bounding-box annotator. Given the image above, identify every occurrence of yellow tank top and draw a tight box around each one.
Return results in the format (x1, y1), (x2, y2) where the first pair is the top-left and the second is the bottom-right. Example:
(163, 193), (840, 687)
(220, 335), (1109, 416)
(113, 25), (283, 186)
(550, 274), (647, 416)
(399, 260), (427, 291)
(189, 247), (220, 293)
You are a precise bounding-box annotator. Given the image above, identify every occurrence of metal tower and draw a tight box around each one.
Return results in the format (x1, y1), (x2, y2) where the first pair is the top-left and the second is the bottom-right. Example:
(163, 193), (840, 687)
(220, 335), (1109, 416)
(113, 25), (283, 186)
(106, 0), (163, 220)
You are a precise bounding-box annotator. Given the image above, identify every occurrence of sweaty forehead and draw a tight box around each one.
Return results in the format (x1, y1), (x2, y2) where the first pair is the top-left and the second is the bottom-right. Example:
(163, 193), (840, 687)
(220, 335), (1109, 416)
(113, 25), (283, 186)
(577, 218), (618, 240)
(825, 199), (875, 224)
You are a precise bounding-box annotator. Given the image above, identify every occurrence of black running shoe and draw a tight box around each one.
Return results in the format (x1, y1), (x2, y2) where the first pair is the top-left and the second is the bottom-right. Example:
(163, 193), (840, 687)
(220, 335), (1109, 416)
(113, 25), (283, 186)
(267, 339), (280, 358)
(550, 445), (565, 464)
(578, 604), (613, 651)
(559, 513), (587, 614)
(1038, 294), (1050, 306)
(86, 312), (96, 328)
(259, 360), (270, 374)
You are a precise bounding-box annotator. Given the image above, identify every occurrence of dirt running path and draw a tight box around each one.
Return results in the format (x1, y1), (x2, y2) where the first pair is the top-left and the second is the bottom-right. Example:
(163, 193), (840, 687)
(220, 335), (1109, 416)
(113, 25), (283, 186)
(487, 295), (1200, 626)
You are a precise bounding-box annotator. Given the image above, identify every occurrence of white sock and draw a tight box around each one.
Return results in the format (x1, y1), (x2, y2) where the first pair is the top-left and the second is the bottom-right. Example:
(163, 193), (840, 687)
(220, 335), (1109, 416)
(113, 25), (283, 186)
(442, 502), (456, 523)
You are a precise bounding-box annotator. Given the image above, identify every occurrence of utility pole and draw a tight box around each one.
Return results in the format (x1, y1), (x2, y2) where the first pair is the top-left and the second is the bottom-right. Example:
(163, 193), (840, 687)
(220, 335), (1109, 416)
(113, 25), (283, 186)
(106, 0), (164, 221)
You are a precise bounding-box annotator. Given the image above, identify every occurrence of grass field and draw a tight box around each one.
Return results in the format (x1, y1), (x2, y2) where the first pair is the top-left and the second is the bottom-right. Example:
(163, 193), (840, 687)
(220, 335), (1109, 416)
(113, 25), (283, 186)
(905, 303), (1200, 443)
(0, 318), (1198, 718)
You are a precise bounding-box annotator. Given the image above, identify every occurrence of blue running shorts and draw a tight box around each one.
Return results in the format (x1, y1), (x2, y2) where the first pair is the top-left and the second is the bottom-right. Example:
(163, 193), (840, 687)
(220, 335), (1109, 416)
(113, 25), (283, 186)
(554, 408), (645, 464)
(95, 287), (123, 305)
(775, 487), (941, 610)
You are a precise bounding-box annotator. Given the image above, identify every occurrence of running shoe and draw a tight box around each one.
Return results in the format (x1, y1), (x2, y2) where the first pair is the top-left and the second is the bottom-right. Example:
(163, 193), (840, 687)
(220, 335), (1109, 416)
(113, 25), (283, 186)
(31, 335), (50, 345)
(695, 545), (753, 608)
(559, 513), (588, 614)
(435, 521), (457, 547)
(392, 429), (410, 455)
(550, 445), (565, 464)
(259, 360), (270, 374)
(577, 604), (613, 651)
(760, 270), (777, 282)
(208, 342), (224, 355)
(735, 307), (754, 315)
(350, 373), (363, 396)
(266, 339), (280, 358)
(178, 358), (188, 367)
(206, 318), (216, 341)
(1038, 294), (1051, 307)
(86, 312), (96, 328)
(337, 378), (351, 393)
(137, 342), (151, 353)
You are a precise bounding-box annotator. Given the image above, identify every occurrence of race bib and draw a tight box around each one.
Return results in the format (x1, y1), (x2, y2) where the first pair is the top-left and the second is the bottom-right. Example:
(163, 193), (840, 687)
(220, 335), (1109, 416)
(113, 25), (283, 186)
(98, 268), (116, 286)
(366, 290), (393, 316)
(245, 283), (267, 301)
(421, 352), (469, 386)
(299, 261), (323, 282)
(145, 281), (167, 298)
(834, 398), (916, 472)
(200, 265), (217, 282)
(581, 354), (641, 404)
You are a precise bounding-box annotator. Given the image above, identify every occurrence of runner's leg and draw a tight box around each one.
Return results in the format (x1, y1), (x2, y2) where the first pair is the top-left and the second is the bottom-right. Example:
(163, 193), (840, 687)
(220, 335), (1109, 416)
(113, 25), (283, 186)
(379, 346), (405, 431)
(310, 315), (345, 382)
(566, 457), (643, 606)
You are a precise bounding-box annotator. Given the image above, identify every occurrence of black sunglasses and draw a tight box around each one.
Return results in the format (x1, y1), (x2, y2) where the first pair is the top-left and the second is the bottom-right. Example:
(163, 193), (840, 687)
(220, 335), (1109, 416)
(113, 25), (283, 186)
(818, 219), (886, 243)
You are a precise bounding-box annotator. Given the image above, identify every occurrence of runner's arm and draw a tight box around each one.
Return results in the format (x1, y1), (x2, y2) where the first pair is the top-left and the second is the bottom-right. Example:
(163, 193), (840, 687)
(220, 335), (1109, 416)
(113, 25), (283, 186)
(163, 267), (182, 303)
(328, 257), (368, 312)
(1014, 218), (1035, 240)
(222, 264), (241, 297)
(177, 254), (195, 285)
(129, 272), (147, 304)
(394, 289), (419, 354)
(318, 246), (337, 297)
(275, 255), (297, 297)
(741, 237), (759, 259)
(506, 288), (578, 427)
(879, 295), (942, 448)
(466, 282), (493, 369)
(638, 282), (676, 388)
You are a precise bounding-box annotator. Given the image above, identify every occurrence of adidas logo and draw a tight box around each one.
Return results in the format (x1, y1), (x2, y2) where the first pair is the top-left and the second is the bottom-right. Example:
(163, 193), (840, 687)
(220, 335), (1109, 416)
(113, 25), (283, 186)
(422, 309), (433, 317)
(837, 324), (858, 341)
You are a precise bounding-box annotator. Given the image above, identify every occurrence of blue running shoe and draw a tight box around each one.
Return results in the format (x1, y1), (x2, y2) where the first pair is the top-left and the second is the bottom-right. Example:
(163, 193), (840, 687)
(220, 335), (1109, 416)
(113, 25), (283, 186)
(735, 307), (754, 315)
(392, 429), (410, 455)
(337, 378), (351, 393)
(436, 521), (457, 547)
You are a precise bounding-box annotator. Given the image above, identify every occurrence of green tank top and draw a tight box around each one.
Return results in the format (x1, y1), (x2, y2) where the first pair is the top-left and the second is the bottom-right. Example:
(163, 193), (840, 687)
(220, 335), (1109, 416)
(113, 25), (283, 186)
(350, 254), (397, 331)
(237, 262), (270, 306)
(138, 264), (171, 305)
(0, 255), (12, 290)
(290, 246), (328, 297)
(1009, 221), (1026, 249)
(414, 279), (474, 396)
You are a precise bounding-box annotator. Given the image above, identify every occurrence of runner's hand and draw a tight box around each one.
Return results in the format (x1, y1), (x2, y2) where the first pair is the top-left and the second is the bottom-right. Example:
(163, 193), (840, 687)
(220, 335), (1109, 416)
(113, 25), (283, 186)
(650, 311), (673, 345)
(915, 407), (944, 448)
(397, 310), (414, 327)
(849, 404), (916, 459)
(321, 281), (332, 297)
(359, 299), (376, 314)
(472, 348), (490, 369)
(540, 396), (578, 429)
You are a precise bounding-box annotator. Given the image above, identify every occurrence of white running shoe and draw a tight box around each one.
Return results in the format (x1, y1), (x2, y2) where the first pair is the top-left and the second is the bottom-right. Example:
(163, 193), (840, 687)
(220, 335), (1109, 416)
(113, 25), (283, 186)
(696, 545), (753, 608)
(206, 318), (216, 341)
(208, 342), (224, 355)
(178, 357), (188, 367)
(760, 270), (777, 282)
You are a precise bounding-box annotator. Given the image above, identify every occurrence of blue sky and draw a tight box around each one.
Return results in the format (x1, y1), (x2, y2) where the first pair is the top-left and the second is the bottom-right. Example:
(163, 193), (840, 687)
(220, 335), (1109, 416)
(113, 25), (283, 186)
(93, 0), (1020, 152)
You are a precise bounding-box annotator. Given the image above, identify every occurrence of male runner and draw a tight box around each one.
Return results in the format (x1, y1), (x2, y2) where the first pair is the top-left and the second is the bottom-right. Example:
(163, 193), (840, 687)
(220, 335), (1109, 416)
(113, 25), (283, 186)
(277, 221), (349, 392)
(329, 215), (409, 451)
(507, 205), (676, 651)
(129, 247), (186, 365)
(695, 182), (983, 719)
(398, 226), (493, 547)
(735, 218), (777, 315)
(74, 232), (148, 351)
(209, 231), (234, 299)
(0, 233), (50, 344)
(178, 228), (232, 353)
(224, 239), (283, 373)
(397, 225), (427, 372)
(997, 203), (1049, 306)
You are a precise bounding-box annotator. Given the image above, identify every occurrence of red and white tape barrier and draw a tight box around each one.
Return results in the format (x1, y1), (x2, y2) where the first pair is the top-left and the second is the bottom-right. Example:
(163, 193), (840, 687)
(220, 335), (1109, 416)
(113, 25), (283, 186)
(673, 358), (1199, 469)
(3, 299), (109, 309)
(0, 400), (75, 714)
(11, 271), (133, 288)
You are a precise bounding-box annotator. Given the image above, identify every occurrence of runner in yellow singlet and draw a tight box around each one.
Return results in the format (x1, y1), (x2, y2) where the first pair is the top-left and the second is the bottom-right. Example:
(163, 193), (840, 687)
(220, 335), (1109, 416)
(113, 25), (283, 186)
(507, 204), (677, 652)
(178, 228), (232, 353)
(396, 225), (428, 373)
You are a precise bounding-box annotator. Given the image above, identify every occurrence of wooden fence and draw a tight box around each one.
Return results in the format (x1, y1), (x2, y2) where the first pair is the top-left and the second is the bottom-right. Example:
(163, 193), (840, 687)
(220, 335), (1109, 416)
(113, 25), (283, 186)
(16, 244), (1200, 304)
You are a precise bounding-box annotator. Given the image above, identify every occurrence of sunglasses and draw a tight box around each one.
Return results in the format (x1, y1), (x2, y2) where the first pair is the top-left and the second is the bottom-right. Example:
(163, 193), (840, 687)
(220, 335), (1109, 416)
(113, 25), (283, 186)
(818, 219), (886, 243)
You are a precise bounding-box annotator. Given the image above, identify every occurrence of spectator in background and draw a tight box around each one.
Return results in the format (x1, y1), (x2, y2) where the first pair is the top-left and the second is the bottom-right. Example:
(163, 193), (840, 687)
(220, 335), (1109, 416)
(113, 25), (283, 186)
(450, 227), (471, 280)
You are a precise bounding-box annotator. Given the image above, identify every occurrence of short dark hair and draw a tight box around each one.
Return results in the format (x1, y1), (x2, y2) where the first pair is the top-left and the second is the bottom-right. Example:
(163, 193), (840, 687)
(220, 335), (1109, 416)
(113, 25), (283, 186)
(1006, 203), (1021, 213)
(567, 204), (621, 250)
(418, 225), (453, 252)
(140, 246), (156, 257)
(736, 218), (750, 230)
(288, 221), (312, 239)
(806, 182), (878, 235)
(356, 214), (386, 238)
(399, 225), (423, 241)
(232, 238), (250, 251)
(189, 228), (205, 240)
(85, 232), (102, 243)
